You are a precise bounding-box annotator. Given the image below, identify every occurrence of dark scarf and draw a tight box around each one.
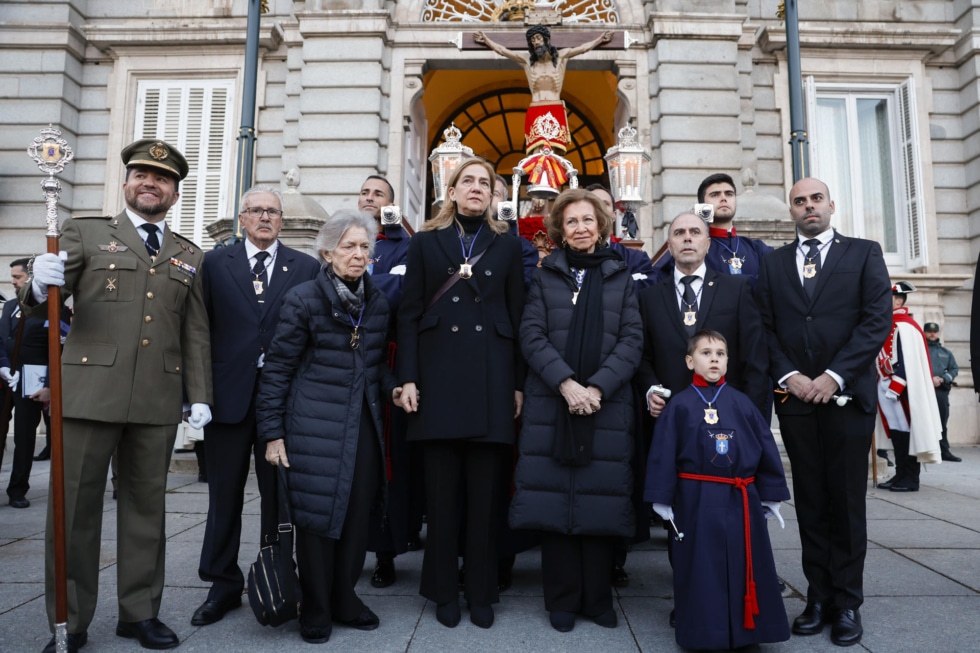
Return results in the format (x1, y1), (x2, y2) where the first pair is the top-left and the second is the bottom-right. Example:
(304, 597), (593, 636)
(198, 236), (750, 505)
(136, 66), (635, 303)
(553, 245), (622, 466)
(324, 264), (365, 318)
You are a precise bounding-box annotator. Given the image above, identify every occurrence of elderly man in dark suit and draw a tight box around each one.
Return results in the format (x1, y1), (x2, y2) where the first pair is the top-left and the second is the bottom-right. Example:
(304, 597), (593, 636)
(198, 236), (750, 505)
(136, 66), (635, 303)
(192, 186), (320, 626)
(26, 138), (213, 652)
(636, 211), (768, 417)
(756, 177), (891, 647)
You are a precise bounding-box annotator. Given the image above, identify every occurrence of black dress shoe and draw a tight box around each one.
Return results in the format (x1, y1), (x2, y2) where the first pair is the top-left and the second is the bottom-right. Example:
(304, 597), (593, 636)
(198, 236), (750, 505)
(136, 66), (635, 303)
(339, 606), (379, 631)
(549, 610), (575, 632)
(370, 558), (395, 588)
(593, 608), (617, 628)
(611, 563), (629, 588)
(300, 624), (331, 644)
(42, 631), (87, 653)
(830, 608), (863, 647)
(942, 451), (962, 462)
(34, 449), (51, 462)
(792, 601), (830, 635)
(889, 481), (919, 492)
(116, 618), (179, 650)
(469, 603), (494, 629)
(877, 475), (901, 490)
(9, 496), (29, 509)
(436, 601), (461, 628)
(191, 594), (242, 626)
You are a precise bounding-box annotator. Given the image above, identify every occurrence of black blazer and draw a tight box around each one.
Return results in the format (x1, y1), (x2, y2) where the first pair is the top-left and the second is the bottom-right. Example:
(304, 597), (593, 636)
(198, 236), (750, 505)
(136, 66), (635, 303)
(635, 269), (769, 412)
(0, 297), (70, 369)
(397, 225), (525, 443)
(201, 241), (320, 424)
(756, 231), (891, 415)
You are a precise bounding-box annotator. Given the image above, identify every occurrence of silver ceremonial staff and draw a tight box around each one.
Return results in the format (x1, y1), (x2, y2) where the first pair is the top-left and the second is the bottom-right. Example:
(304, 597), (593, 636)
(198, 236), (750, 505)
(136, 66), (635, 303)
(27, 125), (73, 653)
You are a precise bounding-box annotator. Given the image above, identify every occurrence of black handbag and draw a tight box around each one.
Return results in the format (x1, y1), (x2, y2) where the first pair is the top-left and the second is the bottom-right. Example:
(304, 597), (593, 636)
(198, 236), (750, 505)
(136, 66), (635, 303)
(247, 465), (300, 627)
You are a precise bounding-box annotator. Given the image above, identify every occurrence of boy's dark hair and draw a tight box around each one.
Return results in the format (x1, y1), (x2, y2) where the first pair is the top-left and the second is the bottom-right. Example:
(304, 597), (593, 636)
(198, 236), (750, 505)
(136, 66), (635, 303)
(687, 329), (728, 355)
(696, 173), (736, 203)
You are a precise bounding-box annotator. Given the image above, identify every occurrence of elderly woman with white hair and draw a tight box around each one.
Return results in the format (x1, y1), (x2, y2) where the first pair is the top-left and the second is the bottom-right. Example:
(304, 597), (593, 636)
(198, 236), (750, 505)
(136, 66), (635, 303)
(256, 209), (401, 644)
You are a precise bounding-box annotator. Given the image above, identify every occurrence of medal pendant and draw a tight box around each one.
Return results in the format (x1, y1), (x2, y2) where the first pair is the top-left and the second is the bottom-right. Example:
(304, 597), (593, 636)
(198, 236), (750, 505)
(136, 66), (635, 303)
(350, 328), (360, 350)
(572, 290), (579, 305)
(803, 263), (817, 279)
(253, 280), (265, 295)
(704, 407), (719, 425)
(728, 257), (742, 274)
(459, 262), (473, 279)
(683, 311), (697, 327)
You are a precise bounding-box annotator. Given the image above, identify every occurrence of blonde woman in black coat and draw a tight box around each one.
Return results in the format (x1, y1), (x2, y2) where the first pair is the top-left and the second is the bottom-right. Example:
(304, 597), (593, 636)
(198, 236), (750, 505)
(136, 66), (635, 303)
(398, 158), (525, 629)
(509, 188), (643, 633)
(258, 210), (400, 644)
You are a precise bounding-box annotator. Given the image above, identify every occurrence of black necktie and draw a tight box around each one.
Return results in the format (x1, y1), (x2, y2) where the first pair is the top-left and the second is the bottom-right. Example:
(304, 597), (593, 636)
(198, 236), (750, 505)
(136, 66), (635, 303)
(143, 223), (161, 258)
(803, 239), (821, 298)
(681, 275), (698, 335)
(252, 251), (270, 294)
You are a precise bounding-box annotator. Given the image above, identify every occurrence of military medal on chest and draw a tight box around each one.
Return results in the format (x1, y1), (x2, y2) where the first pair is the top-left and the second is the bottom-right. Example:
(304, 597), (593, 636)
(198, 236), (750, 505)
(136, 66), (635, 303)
(803, 262), (817, 279)
(683, 310), (697, 327)
(727, 256), (743, 275)
(253, 279), (265, 295)
(458, 262), (473, 279)
(348, 312), (363, 350)
(703, 406), (719, 424)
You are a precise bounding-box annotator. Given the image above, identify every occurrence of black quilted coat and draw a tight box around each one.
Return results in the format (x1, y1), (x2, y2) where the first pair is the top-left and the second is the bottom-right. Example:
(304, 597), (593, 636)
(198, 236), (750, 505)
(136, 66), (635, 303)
(256, 270), (397, 539)
(509, 248), (643, 537)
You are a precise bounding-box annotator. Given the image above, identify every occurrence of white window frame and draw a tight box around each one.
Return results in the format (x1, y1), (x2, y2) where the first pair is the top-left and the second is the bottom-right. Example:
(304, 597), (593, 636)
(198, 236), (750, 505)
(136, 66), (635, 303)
(134, 78), (237, 248)
(805, 77), (927, 270)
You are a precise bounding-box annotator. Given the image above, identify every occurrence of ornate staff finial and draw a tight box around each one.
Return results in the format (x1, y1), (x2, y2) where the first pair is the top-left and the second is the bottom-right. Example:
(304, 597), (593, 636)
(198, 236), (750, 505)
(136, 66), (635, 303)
(27, 125), (74, 237)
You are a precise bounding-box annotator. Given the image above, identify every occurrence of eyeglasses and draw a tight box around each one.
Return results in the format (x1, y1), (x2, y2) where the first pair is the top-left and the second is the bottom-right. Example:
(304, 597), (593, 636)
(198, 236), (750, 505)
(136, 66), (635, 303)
(242, 207), (283, 219)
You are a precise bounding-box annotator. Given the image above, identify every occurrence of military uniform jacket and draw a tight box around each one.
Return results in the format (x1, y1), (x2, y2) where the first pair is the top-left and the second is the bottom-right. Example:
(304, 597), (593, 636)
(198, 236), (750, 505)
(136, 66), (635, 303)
(21, 211), (212, 424)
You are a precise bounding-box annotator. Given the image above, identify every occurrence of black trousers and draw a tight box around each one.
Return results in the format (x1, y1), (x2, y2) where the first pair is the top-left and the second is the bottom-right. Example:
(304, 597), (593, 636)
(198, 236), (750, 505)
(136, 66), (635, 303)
(420, 441), (507, 606)
(198, 401), (278, 600)
(936, 388), (951, 453)
(540, 533), (615, 616)
(6, 392), (47, 499)
(295, 411), (380, 627)
(779, 403), (873, 610)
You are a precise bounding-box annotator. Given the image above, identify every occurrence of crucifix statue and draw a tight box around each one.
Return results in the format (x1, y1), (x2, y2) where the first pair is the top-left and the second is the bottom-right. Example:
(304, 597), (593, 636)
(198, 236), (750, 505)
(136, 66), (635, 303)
(473, 26), (612, 156)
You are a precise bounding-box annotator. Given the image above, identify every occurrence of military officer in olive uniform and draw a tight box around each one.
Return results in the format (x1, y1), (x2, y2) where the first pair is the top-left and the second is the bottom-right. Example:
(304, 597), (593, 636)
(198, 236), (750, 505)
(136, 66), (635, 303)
(24, 139), (213, 653)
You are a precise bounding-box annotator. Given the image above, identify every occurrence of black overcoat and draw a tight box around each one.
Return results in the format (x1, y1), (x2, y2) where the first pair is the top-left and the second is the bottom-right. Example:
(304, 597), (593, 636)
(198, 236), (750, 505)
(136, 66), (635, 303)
(509, 248), (643, 536)
(397, 226), (525, 443)
(256, 271), (397, 539)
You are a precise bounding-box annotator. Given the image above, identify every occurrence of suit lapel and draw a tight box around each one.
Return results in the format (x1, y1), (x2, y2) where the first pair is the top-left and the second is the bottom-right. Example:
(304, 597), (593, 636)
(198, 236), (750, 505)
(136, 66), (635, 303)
(109, 211), (153, 266)
(263, 246), (301, 315)
(810, 231), (849, 303)
(658, 276), (689, 341)
(698, 269), (718, 324)
(781, 243), (808, 305)
(153, 222), (182, 269)
(226, 243), (262, 315)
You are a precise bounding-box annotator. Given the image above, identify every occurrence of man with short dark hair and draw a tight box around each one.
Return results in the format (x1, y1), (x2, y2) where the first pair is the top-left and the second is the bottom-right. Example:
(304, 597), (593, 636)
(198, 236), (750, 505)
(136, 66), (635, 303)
(192, 186), (320, 627)
(25, 138), (213, 652)
(923, 321), (961, 462)
(0, 258), (70, 507)
(655, 173), (773, 288)
(587, 184), (657, 293)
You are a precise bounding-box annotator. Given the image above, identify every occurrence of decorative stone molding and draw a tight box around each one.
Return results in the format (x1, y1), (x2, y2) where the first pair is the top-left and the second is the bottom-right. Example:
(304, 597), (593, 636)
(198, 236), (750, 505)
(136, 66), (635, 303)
(758, 23), (958, 57)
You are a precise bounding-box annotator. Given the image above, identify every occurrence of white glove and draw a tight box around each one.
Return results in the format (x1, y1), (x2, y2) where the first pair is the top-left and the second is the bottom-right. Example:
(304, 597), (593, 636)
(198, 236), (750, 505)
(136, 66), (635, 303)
(652, 503), (674, 522)
(762, 501), (785, 529)
(31, 252), (66, 301)
(389, 264), (407, 275)
(0, 367), (20, 390)
(187, 403), (212, 430)
(885, 389), (900, 401)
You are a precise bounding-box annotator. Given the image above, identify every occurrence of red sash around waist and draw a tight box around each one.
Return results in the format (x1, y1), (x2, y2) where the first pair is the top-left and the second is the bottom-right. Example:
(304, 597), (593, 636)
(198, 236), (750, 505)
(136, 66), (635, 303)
(677, 472), (759, 629)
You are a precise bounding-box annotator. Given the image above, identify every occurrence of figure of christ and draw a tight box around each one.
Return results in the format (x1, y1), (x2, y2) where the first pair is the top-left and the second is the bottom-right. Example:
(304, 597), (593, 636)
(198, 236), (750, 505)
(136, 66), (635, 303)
(474, 26), (612, 154)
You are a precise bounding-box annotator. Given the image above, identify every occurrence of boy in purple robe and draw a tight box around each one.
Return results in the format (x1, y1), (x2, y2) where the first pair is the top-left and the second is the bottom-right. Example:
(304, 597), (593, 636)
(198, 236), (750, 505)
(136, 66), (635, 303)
(645, 329), (790, 650)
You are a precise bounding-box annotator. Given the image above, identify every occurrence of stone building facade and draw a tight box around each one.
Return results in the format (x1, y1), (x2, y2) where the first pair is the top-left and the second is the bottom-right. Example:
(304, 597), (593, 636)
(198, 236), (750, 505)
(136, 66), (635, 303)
(1, 0), (978, 442)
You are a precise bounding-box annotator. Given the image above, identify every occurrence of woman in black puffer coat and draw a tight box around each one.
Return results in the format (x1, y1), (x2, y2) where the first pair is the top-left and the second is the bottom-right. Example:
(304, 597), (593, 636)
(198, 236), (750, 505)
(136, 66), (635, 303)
(509, 188), (643, 633)
(257, 209), (399, 645)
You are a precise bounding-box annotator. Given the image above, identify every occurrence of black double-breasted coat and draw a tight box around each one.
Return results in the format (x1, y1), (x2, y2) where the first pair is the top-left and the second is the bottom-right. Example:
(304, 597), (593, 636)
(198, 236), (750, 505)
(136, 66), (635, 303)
(397, 225), (525, 443)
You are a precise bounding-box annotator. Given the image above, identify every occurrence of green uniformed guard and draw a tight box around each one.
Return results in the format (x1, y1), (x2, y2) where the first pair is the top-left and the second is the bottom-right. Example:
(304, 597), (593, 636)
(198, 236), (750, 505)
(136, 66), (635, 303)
(23, 139), (213, 653)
